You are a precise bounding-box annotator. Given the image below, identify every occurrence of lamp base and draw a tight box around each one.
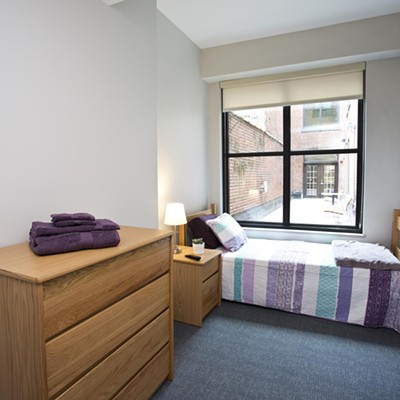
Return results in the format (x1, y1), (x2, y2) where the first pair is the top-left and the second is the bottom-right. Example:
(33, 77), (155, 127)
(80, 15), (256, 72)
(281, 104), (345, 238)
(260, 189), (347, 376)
(173, 246), (182, 254)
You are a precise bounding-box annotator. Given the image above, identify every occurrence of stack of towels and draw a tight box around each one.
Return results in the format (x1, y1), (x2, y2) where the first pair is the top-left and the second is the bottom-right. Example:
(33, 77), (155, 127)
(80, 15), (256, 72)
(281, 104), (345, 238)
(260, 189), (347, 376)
(29, 212), (120, 255)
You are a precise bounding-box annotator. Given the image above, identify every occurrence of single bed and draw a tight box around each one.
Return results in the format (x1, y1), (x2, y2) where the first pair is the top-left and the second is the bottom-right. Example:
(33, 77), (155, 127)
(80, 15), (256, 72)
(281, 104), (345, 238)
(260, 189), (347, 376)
(179, 205), (400, 334)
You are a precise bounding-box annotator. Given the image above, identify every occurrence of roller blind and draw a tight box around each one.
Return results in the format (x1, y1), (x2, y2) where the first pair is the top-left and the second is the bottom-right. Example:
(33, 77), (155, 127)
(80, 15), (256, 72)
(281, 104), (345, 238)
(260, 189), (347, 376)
(220, 63), (365, 111)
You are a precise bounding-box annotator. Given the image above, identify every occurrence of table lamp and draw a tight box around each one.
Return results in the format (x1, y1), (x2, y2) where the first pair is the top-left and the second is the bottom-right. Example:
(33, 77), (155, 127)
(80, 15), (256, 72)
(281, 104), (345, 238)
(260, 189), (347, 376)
(164, 202), (187, 254)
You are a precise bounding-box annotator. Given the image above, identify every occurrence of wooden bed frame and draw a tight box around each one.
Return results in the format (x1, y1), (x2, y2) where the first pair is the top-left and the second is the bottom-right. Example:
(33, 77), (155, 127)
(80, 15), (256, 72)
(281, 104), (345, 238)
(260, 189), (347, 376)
(391, 209), (400, 259)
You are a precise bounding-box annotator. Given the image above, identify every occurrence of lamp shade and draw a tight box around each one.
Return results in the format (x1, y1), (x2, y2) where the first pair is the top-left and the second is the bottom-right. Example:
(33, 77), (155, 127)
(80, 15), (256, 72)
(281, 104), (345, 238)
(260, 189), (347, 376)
(164, 203), (187, 226)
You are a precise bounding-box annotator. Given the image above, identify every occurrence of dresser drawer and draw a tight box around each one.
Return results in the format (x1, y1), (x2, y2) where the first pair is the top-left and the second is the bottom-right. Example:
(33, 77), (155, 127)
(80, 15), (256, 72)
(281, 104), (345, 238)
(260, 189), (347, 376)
(114, 345), (170, 400)
(46, 273), (170, 398)
(201, 257), (219, 282)
(56, 310), (170, 400)
(43, 237), (170, 339)
(202, 272), (219, 317)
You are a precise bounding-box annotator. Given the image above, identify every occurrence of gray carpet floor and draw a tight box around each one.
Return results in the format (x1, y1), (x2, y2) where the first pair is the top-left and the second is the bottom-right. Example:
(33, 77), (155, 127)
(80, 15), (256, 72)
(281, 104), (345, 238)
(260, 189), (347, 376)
(152, 300), (400, 400)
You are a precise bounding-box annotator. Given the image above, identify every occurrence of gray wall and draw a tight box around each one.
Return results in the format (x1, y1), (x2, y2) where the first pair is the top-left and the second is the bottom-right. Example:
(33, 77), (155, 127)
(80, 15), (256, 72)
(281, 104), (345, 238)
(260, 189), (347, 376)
(157, 12), (209, 225)
(202, 13), (400, 82)
(364, 57), (400, 246)
(205, 14), (400, 247)
(0, 0), (159, 246)
(0, 1), (212, 247)
(1, 2), (398, 249)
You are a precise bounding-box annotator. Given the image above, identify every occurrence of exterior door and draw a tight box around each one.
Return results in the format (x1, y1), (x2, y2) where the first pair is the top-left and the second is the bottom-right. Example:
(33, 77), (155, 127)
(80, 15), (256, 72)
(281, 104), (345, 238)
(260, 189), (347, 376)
(304, 164), (337, 197)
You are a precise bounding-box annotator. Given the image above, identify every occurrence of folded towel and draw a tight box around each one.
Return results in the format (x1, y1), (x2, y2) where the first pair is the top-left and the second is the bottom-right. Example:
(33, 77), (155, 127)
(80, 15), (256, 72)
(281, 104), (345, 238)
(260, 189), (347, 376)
(53, 219), (96, 227)
(94, 219), (120, 231)
(30, 219), (120, 239)
(29, 230), (120, 255)
(332, 240), (400, 270)
(51, 212), (95, 223)
(31, 221), (96, 237)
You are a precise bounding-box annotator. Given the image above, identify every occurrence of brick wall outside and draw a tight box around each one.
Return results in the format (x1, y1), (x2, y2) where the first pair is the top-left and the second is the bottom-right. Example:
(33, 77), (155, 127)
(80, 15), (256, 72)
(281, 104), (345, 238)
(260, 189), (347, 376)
(228, 113), (283, 218)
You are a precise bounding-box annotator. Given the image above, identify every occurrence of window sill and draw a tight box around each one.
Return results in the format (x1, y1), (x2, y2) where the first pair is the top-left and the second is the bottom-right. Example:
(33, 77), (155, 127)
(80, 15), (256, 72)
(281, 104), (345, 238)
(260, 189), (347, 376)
(244, 226), (365, 244)
(301, 125), (341, 133)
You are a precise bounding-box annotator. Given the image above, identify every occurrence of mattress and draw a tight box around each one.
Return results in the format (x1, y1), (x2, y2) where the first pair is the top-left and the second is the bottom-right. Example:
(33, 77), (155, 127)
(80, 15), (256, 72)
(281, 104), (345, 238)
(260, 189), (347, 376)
(221, 238), (400, 333)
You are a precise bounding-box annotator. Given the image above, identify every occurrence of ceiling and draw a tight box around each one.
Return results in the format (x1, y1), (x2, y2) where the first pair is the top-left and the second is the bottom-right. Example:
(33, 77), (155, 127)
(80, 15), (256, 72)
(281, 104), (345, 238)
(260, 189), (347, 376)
(157, 0), (400, 49)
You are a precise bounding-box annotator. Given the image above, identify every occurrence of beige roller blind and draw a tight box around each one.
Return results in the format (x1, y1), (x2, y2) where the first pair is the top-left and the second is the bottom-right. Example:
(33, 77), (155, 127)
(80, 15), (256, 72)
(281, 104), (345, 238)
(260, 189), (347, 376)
(220, 63), (365, 111)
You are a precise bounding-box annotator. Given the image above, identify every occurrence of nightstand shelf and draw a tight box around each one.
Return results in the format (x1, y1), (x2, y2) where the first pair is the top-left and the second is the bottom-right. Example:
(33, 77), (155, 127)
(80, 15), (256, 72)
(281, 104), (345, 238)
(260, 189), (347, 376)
(173, 246), (222, 326)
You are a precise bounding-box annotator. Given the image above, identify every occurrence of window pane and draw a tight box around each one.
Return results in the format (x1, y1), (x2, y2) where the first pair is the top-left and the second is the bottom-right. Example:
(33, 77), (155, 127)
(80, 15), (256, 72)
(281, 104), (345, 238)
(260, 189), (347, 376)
(228, 156), (283, 223)
(304, 102), (339, 127)
(229, 107), (283, 153)
(291, 99), (358, 151)
(290, 154), (357, 226)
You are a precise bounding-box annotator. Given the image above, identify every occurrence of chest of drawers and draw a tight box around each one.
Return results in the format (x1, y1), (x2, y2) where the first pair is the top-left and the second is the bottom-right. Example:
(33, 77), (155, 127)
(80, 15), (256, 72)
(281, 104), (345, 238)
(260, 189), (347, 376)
(0, 226), (173, 400)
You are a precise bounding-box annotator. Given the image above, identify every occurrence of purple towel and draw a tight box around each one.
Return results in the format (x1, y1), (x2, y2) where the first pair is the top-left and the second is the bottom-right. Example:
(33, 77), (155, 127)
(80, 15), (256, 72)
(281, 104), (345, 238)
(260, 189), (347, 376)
(51, 212), (95, 223)
(30, 219), (120, 239)
(53, 219), (96, 227)
(94, 219), (120, 231)
(29, 230), (120, 255)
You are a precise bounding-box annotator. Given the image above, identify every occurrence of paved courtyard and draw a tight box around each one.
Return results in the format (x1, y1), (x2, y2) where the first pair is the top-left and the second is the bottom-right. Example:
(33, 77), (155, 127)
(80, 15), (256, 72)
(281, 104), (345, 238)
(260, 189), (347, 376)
(261, 198), (354, 225)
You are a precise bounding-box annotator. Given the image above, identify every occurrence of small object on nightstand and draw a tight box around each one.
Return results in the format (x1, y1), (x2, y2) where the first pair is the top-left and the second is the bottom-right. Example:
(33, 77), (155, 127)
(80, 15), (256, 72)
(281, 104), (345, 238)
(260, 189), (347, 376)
(192, 238), (205, 254)
(185, 254), (201, 261)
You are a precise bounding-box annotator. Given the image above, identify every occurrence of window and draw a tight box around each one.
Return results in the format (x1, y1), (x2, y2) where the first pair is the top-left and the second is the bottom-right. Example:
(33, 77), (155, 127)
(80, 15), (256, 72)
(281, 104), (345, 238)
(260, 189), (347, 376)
(221, 64), (364, 233)
(303, 102), (339, 128)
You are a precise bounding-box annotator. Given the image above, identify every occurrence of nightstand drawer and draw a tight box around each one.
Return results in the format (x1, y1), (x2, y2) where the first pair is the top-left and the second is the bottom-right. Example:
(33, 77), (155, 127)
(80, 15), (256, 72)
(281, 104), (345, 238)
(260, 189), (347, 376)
(201, 256), (219, 282)
(56, 310), (170, 400)
(46, 274), (169, 398)
(202, 272), (219, 317)
(43, 238), (170, 339)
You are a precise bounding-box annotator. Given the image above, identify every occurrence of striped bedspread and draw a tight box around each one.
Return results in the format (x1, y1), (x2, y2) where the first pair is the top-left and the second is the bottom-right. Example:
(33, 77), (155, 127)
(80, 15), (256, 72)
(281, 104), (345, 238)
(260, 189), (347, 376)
(221, 239), (400, 333)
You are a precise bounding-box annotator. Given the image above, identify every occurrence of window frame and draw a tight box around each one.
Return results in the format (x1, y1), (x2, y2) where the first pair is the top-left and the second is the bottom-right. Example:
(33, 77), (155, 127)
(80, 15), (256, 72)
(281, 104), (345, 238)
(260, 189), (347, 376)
(222, 99), (364, 234)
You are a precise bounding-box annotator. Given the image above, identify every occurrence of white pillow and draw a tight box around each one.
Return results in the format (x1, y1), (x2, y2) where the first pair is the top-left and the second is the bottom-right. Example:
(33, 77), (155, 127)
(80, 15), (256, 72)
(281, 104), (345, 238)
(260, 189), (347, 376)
(206, 213), (247, 251)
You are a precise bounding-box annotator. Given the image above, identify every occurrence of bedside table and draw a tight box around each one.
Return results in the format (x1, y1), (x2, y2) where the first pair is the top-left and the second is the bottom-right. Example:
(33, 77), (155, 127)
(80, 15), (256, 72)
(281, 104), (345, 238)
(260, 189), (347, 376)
(173, 246), (222, 326)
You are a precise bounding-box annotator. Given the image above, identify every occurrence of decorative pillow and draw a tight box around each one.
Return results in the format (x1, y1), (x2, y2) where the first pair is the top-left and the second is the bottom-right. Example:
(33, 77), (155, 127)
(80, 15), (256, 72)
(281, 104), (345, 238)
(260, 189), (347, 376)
(188, 214), (221, 249)
(206, 213), (247, 252)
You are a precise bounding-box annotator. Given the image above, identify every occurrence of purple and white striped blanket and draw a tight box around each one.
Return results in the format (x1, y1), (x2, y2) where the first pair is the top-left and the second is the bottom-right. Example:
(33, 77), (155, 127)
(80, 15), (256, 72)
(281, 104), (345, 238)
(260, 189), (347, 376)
(221, 239), (400, 333)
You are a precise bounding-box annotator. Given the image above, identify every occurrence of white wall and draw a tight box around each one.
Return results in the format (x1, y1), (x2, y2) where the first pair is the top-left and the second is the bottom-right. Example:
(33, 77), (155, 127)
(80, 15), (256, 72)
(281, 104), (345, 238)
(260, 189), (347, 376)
(3, 2), (397, 249)
(363, 57), (400, 246)
(0, 0), (159, 246)
(205, 14), (400, 247)
(202, 13), (400, 82)
(157, 12), (208, 225)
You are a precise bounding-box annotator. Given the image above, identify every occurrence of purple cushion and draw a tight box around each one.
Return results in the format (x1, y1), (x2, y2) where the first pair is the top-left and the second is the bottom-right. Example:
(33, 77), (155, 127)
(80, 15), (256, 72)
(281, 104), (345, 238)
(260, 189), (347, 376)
(188, 214), (221, 249)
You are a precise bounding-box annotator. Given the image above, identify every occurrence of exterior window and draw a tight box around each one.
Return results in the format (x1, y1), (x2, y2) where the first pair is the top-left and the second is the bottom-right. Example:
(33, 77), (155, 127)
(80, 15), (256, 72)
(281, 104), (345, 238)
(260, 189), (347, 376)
(303, 102), (339, 128)
(222, 99), (363, 232)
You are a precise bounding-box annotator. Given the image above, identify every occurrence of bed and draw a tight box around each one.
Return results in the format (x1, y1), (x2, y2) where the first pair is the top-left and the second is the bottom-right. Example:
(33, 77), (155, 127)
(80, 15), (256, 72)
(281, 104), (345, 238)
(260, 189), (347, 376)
(179, 205), (400, 334)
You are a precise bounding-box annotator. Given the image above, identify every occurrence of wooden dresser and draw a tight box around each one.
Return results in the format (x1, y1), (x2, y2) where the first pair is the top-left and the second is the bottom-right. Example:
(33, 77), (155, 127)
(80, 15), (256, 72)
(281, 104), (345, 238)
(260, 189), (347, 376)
(0, 226), (173, 400)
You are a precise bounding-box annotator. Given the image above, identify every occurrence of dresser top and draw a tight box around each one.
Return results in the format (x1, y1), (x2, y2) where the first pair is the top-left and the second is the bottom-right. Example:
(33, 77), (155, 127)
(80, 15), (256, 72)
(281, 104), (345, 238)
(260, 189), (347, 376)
(0, 226), (172, 283)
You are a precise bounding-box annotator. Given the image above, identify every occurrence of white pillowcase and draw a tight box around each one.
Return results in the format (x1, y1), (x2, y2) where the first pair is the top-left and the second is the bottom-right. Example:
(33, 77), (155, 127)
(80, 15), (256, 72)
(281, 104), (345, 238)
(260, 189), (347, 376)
(206, 213), (247, 251)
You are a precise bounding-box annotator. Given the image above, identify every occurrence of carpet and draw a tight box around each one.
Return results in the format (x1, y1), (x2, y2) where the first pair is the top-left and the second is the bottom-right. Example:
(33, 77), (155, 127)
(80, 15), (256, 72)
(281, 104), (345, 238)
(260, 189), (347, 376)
(152, 300), (400, 400)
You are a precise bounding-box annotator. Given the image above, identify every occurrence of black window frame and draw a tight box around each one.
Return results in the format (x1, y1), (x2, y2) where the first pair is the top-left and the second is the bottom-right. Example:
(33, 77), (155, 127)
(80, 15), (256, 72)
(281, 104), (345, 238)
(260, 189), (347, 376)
(222, 99), (364, 234)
